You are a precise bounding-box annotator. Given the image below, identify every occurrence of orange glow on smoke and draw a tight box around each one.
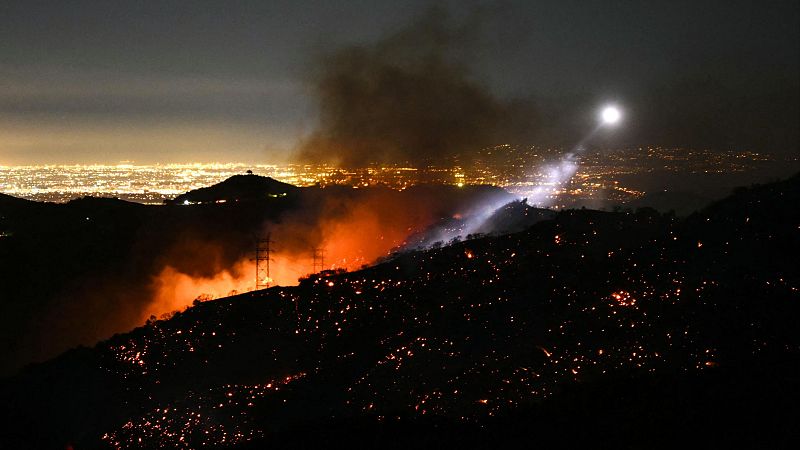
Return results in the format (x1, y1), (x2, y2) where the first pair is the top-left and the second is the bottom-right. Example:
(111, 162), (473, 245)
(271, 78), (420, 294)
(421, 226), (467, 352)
(146, 257), (319, 320)
(319, 198), (414, 270)
(145, 211), (433, 321)
(143, 187), (482, 322)
(145, 260), (254, 322)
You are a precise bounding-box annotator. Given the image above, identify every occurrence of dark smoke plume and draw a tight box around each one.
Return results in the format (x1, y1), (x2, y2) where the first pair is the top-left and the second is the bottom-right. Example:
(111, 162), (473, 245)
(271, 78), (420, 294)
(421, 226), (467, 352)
(297, 8), (536, 166)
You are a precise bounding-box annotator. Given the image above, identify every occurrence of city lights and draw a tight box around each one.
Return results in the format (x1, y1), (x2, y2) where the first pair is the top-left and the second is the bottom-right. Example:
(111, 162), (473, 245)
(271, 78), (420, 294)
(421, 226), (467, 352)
(0, 147), (776, 207)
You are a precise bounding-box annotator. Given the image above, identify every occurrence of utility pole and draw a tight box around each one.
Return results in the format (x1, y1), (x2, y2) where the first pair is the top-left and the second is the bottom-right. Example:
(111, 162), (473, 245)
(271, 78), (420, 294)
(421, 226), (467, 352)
(312, 246), (325, 273)
(252, 233), (274, 289)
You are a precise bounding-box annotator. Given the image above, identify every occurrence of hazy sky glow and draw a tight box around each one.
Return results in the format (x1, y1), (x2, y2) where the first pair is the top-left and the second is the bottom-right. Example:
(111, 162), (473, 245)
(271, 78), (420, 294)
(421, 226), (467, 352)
(1, 0), (798, 164)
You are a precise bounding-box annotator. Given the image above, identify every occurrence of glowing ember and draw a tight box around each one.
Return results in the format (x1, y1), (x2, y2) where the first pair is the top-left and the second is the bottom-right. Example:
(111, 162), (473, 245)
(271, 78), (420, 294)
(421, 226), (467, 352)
(609, 290), (636, 307)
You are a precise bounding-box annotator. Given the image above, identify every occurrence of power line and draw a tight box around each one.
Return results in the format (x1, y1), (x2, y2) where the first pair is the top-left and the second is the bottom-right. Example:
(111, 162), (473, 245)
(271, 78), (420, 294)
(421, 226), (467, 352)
(312, 246), (325, 273)
(252, 233), (274, 290)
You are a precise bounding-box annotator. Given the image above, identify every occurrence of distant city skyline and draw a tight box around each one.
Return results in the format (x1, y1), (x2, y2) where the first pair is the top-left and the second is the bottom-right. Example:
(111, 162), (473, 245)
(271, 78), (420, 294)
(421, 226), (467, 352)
(3, 147), (794, 211)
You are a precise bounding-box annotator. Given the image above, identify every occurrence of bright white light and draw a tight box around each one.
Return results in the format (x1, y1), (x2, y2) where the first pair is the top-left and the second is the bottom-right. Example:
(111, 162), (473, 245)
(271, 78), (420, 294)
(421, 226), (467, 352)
(601, 106), (621, 125)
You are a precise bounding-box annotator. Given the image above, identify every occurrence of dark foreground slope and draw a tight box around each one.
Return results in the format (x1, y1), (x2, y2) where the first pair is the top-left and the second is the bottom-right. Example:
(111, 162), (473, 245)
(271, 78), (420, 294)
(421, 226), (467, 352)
(1, 174), (799, 449)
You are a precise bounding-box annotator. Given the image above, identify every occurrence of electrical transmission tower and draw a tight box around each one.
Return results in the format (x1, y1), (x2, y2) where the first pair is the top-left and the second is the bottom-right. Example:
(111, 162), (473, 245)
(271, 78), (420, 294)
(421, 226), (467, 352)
(312, 246), (325, 273)
(252, 233), (274, 290)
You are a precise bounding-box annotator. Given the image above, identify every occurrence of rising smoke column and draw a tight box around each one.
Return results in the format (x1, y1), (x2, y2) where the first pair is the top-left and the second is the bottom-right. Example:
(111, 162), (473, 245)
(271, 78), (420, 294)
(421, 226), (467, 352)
(297, 7), (537, 167)
(294, 8), (622, 248)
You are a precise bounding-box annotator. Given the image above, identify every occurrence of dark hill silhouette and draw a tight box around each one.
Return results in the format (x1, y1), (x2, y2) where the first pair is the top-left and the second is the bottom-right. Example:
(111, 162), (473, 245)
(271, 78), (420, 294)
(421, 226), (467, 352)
(401, 197), (554, 250)
(628, 189), (713, 216)
(474, 198), (555, 235)
(0, 193), (34, 238)
(0, 192), (34, 207)
(1, 173), (797, 449)
(700, 171), (800, 221)
(170, 174), (299, 204)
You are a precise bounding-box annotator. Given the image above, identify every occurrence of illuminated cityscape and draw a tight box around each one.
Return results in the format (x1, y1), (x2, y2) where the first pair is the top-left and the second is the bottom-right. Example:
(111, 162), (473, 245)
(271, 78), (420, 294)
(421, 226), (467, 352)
(1, 146), (788, 206)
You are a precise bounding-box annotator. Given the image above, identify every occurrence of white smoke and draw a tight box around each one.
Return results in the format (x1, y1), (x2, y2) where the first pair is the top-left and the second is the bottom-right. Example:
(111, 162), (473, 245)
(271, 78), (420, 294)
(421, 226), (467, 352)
(523, 152), (579, 207)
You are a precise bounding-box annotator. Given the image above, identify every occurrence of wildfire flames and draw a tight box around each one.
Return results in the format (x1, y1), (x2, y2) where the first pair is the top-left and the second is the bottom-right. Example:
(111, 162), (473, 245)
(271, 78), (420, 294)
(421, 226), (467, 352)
(144, 187), (476, 321)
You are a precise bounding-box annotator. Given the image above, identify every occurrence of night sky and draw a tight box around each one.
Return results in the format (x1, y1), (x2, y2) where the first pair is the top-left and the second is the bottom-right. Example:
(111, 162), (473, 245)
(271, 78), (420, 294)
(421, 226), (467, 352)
(1, 0), (798, 164)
